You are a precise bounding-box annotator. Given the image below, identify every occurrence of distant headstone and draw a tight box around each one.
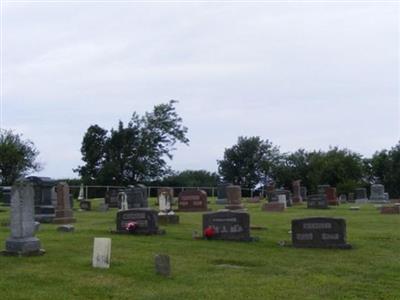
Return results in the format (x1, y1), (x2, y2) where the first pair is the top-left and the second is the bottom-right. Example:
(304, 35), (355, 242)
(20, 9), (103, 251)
(348, 193), (355, 203)
(369, 184), (388, 203)
(317, 184), (330, 194)
(57, 224), (75, 232)
(92, 238), (111, 269)
(278, 194), (287, 208)
(158, 192), (179, 225)
(216, 183), (231, 205)
(292, 180), (303, 203)
(157, 187), (174, 205)
(325, 187), (339, 206)
(78, 184), (85, 201)
(98, 203), (109, 212)
(0, 186), (11, 206)
(53, 182), (76, 224)
(380, 205), (399, 214)
(300, 186), (307, 201)
(292, 217), (351, 249)
(202, 210), (251, 241)
(155, 254), (171, 276)
(79, 200), (91, 211)
(270, 189), (292, 207)
(124, 185), (148, 208)
(178, 190), (208, 212)
(262, 202), (285, 212)
(225, 186), (244, 210)
(384, 193), (389, 201)
(104, 189), (119, 208)
(355, 188), (368, 203)
(3, 179), (45, 256)
(307, 194), (328, 209)
(118, 192), (129, 211)
(27, 176), (57, 223)
(339, 194), (347, 204)
(116, 208), (160, 234)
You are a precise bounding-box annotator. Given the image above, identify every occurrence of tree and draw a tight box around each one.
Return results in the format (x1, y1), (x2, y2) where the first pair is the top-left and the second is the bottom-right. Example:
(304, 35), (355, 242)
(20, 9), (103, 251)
(0, 129), (42, 185)
(217, 136), (280, 188)
(155, 170), (220, 187)
(75, 100), (189, 185)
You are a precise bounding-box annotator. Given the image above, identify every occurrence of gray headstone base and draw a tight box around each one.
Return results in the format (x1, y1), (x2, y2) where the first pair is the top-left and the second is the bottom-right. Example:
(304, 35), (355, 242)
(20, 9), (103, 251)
(4, 237), (45, 255)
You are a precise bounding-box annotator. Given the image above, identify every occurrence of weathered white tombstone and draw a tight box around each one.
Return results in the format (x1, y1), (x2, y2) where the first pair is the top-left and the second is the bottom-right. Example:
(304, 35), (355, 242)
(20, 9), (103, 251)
(369, 184), (387, 202)
(92, 238), (111, 269)
(158, 192), (179, 224)
(278, 194), (287, 209)
(3, 179), (45, 256)
(118, 192), (128, 211)
(78, 184), (85, 201)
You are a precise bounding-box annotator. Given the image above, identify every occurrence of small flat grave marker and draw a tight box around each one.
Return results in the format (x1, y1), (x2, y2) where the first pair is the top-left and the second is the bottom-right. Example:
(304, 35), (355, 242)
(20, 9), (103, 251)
(291, 217), (351, 249)
(262, 202), (285, 212)
(380, 206), (399, 214)
(155, 254), (171, 277)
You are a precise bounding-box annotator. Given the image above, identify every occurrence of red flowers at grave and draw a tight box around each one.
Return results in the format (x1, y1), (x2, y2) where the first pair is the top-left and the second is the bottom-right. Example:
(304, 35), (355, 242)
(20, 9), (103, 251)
(204, 226), (215, 239)
(126, 222), (138, 232)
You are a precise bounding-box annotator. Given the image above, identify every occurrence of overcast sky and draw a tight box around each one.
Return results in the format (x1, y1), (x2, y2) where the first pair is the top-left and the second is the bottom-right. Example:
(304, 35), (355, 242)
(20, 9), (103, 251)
(2, 2), (399, 179)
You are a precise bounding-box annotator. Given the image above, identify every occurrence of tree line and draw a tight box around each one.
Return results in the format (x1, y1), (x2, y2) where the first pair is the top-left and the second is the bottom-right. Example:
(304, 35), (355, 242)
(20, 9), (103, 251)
(0, 101), (399, 197)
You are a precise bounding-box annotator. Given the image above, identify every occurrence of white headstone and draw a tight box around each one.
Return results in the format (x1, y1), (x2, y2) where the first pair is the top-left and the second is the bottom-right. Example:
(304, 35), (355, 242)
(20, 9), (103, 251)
(158, 192), (171, 213)
(119, 192), (128, 211)
(278, 194), (287, 208)
(78, 184), (85, 201)
(92, 238), (111, 269)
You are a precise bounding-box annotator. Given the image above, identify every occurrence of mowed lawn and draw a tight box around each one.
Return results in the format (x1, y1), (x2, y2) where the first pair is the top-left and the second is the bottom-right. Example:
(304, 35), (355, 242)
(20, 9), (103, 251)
(0, 199), (399, 300)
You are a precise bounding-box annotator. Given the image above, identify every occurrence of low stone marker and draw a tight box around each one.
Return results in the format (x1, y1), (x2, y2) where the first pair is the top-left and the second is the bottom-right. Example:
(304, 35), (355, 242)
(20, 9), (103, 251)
(291, 217), (351, 249)
(307, 194), (328, 209)
(262, 202), (285, 212)
(116, 208), (162, 235)
(57, 224), (75, 232)
(155, 254), (171, 277)
(3, 179), (45, 256)
(380, 205), (400, 214)
(349, 206), (360, 211)
(92, 238), (111, 269)
(178, 190), (208, 212)
(202, 210), (252, 241)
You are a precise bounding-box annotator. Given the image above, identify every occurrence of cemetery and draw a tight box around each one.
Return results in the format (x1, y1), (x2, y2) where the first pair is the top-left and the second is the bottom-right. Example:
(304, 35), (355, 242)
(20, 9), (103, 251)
(0, 179), (399, 299)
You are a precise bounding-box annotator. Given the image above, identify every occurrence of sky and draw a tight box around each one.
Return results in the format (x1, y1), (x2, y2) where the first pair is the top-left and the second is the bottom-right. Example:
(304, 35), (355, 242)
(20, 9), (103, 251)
(1, 1), (399, 179)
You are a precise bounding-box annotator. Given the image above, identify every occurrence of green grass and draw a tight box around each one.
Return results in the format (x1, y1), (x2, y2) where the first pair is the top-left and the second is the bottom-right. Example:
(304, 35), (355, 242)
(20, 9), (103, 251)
(0, 199), (399, 300)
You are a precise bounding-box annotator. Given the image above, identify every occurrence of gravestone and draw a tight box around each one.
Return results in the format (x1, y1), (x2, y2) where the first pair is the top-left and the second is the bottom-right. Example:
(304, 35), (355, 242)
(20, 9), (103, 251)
(278, 194), (287, 208)
(78, 184), (85, 201)
(0, 186), (11, 206)
(104, 189), (119, 208)
(317, 184), (330, 194)
(158, 191), (179, 224)
(27, 176), (57, 223)
(369, 184), (388, 203)
(292, 217), (351, 249)
(262, 202), (285, 212)
(300, 186), (307, 201)
(57, 224), (75, 232)
(307, 194), (328, 209)
(157, 187), (174, 205)
(53, 182), (76, 224)
(124, 185), (148, 208)
(202, 210), (251, 241)
(225, 185), (244, 210)
(3, 179), (45, 256)
(178, 190), (208, 212)
(355, 188), (368, 203)
(380, 205), (399, 214)
(79, 200), (91, 211)
(118, 192), (129, 211)
(292, 180), (303, 204)
(325, 187), (339, 206)
(98, 203), (109, 212)
(92, 238), (111, 268)
(339, 194), (347, 204)
(116, 208), (161, 234)
(216, 183), (231, 205)
(348, 193), (355, 202)
(270, 189), (292, 207)
(155, 254), (171, 276)
(384, 193), (389, 201)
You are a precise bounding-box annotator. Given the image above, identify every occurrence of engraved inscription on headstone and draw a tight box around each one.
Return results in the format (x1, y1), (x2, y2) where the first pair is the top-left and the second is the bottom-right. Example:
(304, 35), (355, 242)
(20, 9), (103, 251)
(202, 210), (251, 241)
(116, 208), (160, 234)
(292, 217), (351, 249)
(178, 190), (208, 212)
(92, 238), (111, 268)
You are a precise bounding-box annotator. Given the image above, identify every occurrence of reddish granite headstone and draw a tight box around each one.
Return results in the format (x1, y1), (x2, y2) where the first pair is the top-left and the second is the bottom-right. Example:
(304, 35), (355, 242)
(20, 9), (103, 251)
(325, 187), (339, 206)
(262, 202), (285, 212)
(292, 180), (303, 203)
(178, 190), (208, 212)
(53, 182), (76, 224)
(380, 206), (400, 214)
(225, 185), (244, 210)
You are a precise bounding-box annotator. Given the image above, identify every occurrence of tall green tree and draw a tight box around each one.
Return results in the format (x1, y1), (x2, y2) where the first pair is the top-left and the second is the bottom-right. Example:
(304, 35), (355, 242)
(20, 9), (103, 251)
(76, 100), (189, 185)
(217, 136), (280, 188)
(155, 170), (220, 187)
(0, 129), (42, 185)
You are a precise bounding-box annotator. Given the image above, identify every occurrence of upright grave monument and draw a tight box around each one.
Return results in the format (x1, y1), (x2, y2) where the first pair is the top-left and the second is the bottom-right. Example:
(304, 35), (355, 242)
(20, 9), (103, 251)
(225, 185), (244, 210)
(216, 183), (231, 205)
(116, 208), (162, 235)
(292, 217), (351, 249)
(292, 180), (303, 204)
(157, 187), (174, 205)
(355, 188), (368, 203)
(104, 189), (119, 208)
(3, 179), (45, 256)
(178, 189), (208, 212)
(202, 210), (252, 241)
(53, 182), (76, 224)
(325, 187), (339, 206)
(307, 194), (328, 209)
(158, 190), (179, 224)
(300, 186), (308, 201)
(124, 185), (148, 209)
(369, 184), (388, 203)
(0, 186), (11, 206)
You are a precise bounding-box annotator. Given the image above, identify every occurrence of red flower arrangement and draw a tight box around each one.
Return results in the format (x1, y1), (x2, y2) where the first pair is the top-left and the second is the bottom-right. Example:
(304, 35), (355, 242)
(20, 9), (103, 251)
(126, 221), (138, 233)
(204, 226), (215, 239)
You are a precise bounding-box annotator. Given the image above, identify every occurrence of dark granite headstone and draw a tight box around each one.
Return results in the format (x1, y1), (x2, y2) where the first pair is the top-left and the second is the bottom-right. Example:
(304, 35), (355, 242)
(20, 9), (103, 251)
(202, 210), (251, 241)
(116, 208), (160, 234)
(292, 217), (351, 249)
(307, 194), (328, 209)
(216, 183), (232, 205)
(178, 190), (208, 212)
(79, 200), (91, 211)
(355, 188), (368, 203)
(104, 189), (119, 208)
(300, 186), (307, 201)
(124, 185), (148, 208)
(26, 176), (57, 223)
(0, 186), (11, 206)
